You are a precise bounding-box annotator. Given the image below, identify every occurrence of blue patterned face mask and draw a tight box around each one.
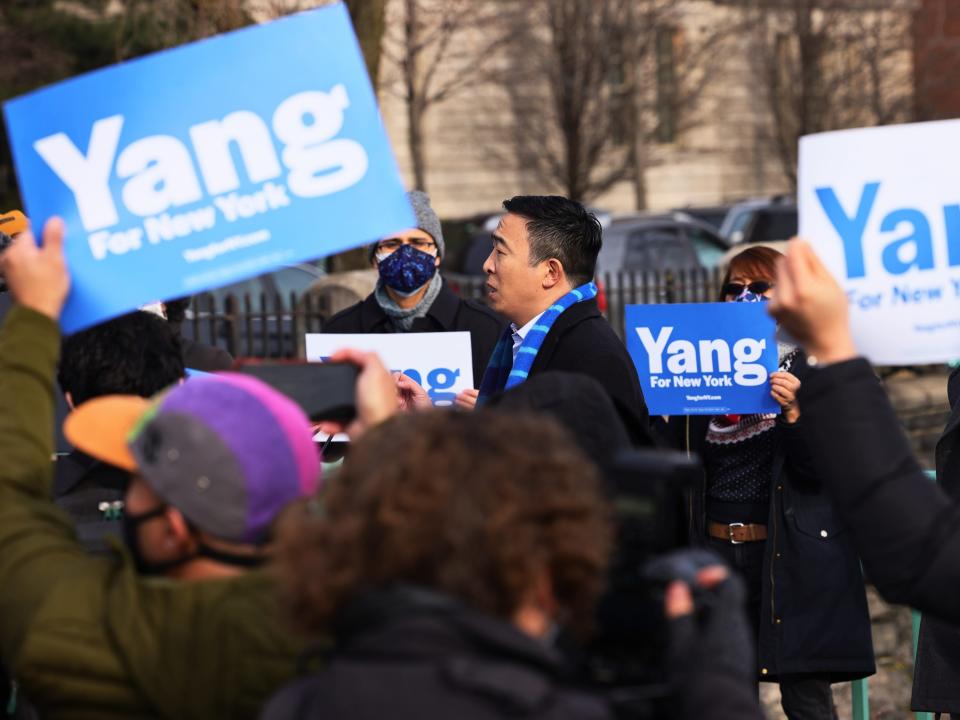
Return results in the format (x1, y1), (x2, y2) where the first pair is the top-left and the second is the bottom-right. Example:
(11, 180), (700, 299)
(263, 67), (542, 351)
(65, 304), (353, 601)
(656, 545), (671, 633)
(733, 289), (768, 303)
(376, 244), (437, 295)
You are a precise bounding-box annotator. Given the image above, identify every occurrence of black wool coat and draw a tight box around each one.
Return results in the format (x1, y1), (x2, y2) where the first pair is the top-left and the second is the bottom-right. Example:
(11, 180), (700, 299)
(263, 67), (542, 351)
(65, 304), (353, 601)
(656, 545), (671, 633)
(664, 353), (875, 681)
(322, 279), (506, 389)
(524, 299), (655, 447)
(912, 366), (960, 713)
(260, 587), (614, 720)
(797, 358), (960, 622)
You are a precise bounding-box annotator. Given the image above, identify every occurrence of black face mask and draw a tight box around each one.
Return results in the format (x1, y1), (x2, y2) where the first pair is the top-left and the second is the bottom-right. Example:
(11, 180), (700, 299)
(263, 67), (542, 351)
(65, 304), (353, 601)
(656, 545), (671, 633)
(122, 504), (191, 575)
(122, 504), (265, 574)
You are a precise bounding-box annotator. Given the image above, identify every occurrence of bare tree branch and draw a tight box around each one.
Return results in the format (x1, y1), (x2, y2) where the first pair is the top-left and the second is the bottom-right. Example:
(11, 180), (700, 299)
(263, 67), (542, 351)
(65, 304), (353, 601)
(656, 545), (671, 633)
(742, 0), (913, 188)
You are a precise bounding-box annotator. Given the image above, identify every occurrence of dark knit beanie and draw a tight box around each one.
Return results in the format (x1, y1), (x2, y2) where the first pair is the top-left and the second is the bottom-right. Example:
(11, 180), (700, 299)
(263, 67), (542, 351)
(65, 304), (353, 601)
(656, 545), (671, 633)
(369, 190), (445, 261)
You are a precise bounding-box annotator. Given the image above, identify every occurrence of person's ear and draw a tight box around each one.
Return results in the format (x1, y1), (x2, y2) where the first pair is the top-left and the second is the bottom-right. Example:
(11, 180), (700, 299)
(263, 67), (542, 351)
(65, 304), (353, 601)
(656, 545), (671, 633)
(434, 254), (441, 268)
(64, 391), (75, 411)
(164, 507), (199, 555)
(542, 258), (564, 290)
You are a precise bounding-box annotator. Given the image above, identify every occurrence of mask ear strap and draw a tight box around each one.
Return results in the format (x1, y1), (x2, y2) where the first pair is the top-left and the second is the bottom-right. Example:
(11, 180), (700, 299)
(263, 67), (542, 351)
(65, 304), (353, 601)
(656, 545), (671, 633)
(195, 543), (265, 568)
(125, 504), (169, 524)
(180, 516), (266, 569)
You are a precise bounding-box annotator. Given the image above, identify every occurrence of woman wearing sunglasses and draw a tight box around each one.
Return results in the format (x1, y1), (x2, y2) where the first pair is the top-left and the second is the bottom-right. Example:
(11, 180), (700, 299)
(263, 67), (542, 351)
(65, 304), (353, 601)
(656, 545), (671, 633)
(664, 246), (875, 719)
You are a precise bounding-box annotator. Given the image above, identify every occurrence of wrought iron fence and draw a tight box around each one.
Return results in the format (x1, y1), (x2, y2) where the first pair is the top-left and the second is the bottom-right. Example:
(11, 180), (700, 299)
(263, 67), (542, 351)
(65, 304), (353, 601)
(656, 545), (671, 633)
(445, 268), (725, 340)
(178, 267), (726, 358)
(180, 291), (330, 359)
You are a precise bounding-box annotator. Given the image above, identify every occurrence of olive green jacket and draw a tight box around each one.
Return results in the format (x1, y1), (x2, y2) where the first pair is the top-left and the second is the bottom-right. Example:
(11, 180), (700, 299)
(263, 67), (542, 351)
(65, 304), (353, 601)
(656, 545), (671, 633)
(0, 306), (306, 719)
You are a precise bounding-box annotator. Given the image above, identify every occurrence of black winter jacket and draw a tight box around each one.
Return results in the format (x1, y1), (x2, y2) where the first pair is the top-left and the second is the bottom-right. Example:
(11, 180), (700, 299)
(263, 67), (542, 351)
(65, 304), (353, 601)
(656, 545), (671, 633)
(665, 353), (875, 681)
(261, 587), (763, 720)
(322, 279), (505, 388)
(524, 299), (654, 447)
(798, 358), (960, 622)
(912, 366), (960, 713)
(260, 588), (613, 720)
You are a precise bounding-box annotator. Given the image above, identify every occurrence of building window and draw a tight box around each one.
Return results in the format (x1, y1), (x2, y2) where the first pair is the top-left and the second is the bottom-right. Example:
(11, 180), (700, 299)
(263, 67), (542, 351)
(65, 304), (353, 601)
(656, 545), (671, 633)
(656, 27), (679, 144)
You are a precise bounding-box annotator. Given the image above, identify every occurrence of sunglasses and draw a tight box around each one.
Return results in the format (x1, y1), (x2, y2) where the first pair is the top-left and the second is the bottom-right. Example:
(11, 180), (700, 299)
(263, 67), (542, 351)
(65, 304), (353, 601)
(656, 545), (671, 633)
(723, 281), (774, 297)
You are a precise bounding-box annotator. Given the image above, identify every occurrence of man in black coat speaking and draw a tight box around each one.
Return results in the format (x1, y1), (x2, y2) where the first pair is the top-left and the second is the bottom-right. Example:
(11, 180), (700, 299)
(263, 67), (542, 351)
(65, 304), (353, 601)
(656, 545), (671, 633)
(464, 195), (654, 446)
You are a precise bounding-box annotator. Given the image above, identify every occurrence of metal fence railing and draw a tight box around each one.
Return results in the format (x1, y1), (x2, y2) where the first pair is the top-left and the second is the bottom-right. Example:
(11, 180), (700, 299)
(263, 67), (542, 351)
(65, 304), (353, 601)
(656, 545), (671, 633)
(180, 291), (330, 359)
(176, 267), (726, 359)
(445, 268), (725, 340)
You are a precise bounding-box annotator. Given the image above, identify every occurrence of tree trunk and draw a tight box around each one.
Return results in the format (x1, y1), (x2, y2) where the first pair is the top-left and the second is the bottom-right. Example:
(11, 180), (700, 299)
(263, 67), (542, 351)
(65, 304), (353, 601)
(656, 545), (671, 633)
(345, 0), (387, 91)
(403, 0), (427, 192)
(332, 0), (388, 272)
(630, 131), (648, 211)
(408, 97), (427, 191)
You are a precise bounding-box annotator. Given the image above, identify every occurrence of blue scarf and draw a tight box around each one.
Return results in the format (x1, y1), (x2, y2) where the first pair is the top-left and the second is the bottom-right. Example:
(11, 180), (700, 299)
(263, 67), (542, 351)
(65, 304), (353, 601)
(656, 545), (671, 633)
(478, 282), (598, 403)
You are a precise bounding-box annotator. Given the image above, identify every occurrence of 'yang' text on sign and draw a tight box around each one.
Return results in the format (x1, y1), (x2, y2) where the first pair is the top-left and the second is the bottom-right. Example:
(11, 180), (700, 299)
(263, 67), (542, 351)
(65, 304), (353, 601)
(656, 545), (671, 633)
(626, 303), (779, 416)
(3, 3), (414, 333)
(305, 332), (474, 406)
(799, 120), (960, 364)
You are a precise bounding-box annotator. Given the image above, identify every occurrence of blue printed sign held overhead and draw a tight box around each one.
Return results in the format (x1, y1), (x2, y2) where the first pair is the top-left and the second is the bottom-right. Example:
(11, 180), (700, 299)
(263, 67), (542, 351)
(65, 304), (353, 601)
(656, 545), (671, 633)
(3, 3), (414, 333)
(626, 303), (779, 416)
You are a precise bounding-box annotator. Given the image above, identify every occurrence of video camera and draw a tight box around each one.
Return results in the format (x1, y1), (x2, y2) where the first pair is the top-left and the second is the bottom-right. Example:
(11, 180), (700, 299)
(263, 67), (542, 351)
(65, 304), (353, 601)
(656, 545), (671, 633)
(573, 447), (702, 719)
(0, 211), (28, 293)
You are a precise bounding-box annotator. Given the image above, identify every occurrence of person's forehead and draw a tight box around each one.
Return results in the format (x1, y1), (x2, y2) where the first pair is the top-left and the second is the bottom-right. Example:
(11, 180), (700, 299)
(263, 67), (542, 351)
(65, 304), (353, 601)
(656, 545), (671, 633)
(495, 213), (527, 241)
(729, 264), (772, 281)
(380, 227), (432, 242)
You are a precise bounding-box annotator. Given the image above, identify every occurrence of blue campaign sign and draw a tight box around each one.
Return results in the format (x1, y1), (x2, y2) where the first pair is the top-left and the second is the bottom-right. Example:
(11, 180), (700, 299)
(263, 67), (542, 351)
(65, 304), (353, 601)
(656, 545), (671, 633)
(626, 303), (780, 416)
(3, 3), (413, 333)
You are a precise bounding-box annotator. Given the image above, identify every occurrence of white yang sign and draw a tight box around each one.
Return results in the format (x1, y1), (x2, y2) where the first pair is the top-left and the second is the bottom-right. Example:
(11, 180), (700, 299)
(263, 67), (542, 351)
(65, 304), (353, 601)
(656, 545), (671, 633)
(799, 120), (960, 364)
(305, 332), (474, 406)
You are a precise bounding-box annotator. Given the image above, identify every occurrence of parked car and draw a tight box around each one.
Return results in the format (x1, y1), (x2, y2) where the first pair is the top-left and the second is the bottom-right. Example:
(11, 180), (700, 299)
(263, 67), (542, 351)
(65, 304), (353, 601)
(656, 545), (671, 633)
(672, 204), (736, 232)
(718, 195), (797, 245)
(595, 213), (731, 336)
(183, 262), (327, 357)
(717, 196), (798, 266)
(597, 212), (730, 275)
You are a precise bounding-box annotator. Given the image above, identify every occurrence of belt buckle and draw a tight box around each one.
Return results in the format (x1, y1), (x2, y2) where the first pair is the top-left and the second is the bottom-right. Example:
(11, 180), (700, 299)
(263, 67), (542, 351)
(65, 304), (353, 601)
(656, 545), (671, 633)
(727, 522), (745, 545)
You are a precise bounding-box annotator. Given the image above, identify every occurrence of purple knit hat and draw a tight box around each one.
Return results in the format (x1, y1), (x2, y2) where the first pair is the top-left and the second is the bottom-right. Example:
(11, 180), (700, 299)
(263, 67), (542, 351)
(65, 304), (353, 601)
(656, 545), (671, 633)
(126, 372), (320, 544)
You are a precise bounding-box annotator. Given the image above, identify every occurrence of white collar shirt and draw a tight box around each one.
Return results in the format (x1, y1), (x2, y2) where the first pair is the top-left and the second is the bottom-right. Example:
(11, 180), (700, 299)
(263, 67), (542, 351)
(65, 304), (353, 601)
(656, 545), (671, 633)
(510, 312), (546, 363)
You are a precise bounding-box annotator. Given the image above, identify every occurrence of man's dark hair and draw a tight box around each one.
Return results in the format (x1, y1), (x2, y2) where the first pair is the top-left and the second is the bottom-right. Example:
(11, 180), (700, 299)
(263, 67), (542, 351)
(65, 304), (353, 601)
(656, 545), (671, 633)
(502, 195), (602, 287)
(163, 296), (192, 326)
(58, 311), (186, 406)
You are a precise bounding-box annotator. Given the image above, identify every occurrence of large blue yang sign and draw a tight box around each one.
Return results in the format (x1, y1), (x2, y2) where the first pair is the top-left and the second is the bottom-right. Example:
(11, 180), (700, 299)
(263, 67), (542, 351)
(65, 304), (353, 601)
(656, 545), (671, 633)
(626, 303), (780, 416)
(3, 3), (413, 333)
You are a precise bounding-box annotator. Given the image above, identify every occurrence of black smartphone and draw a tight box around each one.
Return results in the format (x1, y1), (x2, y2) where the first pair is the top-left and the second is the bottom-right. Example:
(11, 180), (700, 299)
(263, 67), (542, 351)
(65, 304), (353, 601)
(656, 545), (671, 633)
(234, 360), (358, 422)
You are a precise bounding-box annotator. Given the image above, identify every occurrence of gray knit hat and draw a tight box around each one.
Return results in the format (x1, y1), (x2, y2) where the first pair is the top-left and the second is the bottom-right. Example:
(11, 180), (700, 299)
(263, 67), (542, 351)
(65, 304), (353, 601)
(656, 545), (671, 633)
(370, 190), (445, 260)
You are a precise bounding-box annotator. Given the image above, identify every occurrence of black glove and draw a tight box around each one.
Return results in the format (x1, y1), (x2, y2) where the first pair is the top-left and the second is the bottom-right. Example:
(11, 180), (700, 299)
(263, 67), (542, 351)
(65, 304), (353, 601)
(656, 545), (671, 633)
(643, 549), (762, 720)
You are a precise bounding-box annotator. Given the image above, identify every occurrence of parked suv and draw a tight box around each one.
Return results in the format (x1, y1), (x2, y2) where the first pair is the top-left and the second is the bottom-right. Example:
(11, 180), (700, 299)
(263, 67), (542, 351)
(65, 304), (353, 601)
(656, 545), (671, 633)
(719, 195), (797, 246)
(594, 213), (730, 335)
(596, 212), (730, 275)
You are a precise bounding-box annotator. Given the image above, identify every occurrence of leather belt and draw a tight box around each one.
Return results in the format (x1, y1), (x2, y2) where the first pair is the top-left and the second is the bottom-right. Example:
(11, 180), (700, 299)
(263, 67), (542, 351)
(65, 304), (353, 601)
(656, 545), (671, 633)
(708, 521), (767, 544)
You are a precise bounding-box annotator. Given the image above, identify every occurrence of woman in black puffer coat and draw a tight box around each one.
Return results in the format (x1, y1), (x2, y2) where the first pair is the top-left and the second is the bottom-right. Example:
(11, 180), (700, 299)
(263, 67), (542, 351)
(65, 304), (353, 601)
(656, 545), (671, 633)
(663, 247), (875, 720)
